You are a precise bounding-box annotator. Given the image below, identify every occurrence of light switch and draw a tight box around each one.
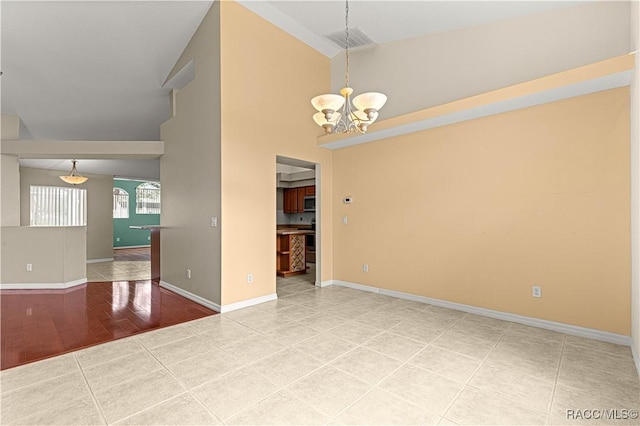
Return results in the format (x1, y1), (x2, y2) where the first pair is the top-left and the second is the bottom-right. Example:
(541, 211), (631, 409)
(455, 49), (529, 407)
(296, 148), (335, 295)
(343, 216), (348, 225)
(211, 217), (218, 227)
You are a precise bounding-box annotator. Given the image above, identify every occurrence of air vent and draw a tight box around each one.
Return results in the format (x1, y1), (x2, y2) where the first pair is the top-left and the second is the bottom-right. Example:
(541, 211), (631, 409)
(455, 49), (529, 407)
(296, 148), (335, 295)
(324, 28), (375, 49)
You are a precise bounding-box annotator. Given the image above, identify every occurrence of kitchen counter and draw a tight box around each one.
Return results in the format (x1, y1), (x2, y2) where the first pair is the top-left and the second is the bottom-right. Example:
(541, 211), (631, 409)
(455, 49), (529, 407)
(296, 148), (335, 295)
(276, 229), (314, 236)
(129, 226), (161, 282)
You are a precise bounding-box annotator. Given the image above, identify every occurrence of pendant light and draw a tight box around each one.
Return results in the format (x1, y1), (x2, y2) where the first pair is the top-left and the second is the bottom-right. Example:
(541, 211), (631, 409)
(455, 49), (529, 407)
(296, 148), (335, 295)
(59, 160), (88, 185)
(311, 0), (387, 134)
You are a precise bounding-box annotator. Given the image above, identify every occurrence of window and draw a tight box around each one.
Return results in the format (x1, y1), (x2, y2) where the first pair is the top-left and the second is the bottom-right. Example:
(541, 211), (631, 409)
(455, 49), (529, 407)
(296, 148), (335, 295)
(113, 188), (129, 218)
(136, 182), (161, 214)
(30, 185), (87, 226)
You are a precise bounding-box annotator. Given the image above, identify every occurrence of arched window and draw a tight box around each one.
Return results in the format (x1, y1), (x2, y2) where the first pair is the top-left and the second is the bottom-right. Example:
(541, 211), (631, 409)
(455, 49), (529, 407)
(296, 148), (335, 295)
(136, 182), (161, 214)
(113, 188), (129, 218)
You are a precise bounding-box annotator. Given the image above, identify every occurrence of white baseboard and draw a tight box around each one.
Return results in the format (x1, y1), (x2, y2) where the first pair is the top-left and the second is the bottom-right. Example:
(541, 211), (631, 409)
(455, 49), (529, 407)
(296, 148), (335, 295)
(159, 280), (277, 313)
(220, 293), (278, 313)
(87, 258), (114, 264)
(632, 341), (640, 378)
(319, 279), (336, 288)
(329, 280), (632, 347)
(159, 280), (221, 312)
(0, 278), (88, 290)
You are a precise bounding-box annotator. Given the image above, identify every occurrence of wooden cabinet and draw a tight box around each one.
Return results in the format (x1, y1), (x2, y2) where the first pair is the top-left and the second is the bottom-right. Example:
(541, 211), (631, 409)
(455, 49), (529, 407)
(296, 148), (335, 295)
(296, 187), (305, 212)
(283, 186), (314, 213)
(277, 230), (311, 277)
(283, 188), (295, 213)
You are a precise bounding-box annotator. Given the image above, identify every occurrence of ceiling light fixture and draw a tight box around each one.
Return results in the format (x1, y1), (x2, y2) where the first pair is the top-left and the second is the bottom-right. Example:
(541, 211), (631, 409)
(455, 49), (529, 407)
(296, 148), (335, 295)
(311, 0), (387, 135)
(59, 160), (88, 185)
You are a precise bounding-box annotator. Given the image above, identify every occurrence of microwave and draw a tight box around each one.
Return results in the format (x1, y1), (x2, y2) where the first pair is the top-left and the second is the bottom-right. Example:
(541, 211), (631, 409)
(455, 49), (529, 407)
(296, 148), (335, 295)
(303, 196), (315, 212)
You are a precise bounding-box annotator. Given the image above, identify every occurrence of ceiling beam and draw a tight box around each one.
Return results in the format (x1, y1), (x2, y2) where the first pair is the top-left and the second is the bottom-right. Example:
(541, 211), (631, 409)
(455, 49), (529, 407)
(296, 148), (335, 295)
(1, 140), (164, 159)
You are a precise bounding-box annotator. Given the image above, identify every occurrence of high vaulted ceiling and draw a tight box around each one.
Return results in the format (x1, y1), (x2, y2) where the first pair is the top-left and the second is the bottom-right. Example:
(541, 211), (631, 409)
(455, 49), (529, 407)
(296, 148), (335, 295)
(1, 0), (588, 178)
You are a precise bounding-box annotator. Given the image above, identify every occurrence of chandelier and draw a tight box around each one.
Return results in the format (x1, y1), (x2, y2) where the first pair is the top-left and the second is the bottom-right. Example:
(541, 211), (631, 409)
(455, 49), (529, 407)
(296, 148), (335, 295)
(311, 0), (387, 134)
(59, 160), (88, 185)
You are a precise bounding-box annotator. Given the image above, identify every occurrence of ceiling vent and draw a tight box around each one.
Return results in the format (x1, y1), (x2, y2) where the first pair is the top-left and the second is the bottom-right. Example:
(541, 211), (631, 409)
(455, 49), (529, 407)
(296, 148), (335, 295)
(324, 28), (375, 49)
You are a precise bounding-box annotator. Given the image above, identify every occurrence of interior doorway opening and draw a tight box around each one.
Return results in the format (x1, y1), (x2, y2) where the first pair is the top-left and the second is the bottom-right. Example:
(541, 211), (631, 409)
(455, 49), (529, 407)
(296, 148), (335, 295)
(276, 156), (321, 289)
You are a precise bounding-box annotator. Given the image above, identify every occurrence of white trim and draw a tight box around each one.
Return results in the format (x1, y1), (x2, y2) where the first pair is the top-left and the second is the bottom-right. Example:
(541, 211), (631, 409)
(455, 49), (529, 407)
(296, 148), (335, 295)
(159, 280), (221, 312)
(321, 70), (634, 150)
(319, 279), (336, 288)
(86, 257), (114, 264)
(0, 278), (87, 290)
(113, 245), (151, 249)
(632, 343), (640, 378)
(159, 280), (278, 313)
(331, 280), (632, 347)
(219, 293), (278, 313)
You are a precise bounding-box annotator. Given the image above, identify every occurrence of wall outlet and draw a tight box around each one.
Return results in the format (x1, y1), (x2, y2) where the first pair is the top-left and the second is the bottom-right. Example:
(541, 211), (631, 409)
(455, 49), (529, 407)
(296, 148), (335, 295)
(247, 273), (253, 284)
(532, 286), (542, 298)
(26, 263), (33, 272)
(211, 217), (218, 227)
(363, 264), (369, 272)
(186, 269), (191, 279)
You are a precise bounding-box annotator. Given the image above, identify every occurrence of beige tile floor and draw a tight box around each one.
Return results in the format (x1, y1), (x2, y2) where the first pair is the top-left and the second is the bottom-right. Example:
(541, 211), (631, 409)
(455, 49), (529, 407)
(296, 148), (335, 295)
(87, 260), (151, 282)
(1, 271), (639, 425)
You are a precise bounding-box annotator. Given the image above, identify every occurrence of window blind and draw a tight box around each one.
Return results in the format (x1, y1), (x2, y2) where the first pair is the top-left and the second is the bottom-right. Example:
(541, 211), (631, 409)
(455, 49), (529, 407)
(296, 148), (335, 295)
(30, 185), (87, 226)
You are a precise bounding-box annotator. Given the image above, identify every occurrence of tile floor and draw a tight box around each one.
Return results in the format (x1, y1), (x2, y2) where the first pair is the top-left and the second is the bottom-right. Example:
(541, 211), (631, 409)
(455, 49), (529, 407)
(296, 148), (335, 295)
(1, 276), (638, 425)
(87, 247), (152, 282)
(87, 260), (151, 282)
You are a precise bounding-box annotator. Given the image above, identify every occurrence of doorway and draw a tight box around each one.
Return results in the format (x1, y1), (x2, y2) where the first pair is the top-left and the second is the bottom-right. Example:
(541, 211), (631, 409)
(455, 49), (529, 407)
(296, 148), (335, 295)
(276, 156), (321, 291)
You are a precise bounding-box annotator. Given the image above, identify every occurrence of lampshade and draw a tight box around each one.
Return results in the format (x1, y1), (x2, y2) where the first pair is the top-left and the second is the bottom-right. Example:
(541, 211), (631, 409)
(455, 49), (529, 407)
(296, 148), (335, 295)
(352, 92), (388, 117)
(59, 160), (88, 185)
(60, 175), (88, 185)
(311, 94), (345, 115)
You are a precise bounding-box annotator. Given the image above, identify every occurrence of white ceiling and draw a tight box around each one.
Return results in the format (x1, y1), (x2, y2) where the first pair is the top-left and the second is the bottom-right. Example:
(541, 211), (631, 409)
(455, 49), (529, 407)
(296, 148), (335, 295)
(246, 1), (585, 57)
(1, 0), (587, 179)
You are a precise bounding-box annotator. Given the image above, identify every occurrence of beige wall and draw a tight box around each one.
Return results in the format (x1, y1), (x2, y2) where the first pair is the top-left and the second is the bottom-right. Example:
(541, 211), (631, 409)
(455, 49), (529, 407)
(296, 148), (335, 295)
(218, 1), (333, 305)
(630, 1), (640, 365)
(19, 167), (113, 261)
(160, 2), (223, 304)
(1, 155), (20, 226)
(333, 1), (630, 120)
(161, 1), (334, 307)
(1, 226), (86, 285)
(332, 88), (630, 335)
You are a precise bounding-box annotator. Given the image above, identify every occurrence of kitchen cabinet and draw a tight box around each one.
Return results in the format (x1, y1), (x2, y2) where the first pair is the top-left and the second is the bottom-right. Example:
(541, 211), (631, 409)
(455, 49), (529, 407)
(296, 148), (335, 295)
(283, 188), (295, 213)
(296, 187), (305, 212)
(283, 186), (314, 213)
(277, 229), (313, 277)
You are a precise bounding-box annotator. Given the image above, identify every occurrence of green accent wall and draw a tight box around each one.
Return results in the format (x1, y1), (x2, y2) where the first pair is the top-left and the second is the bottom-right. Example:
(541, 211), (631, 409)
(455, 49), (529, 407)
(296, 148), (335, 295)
(113, 179), (160, 248)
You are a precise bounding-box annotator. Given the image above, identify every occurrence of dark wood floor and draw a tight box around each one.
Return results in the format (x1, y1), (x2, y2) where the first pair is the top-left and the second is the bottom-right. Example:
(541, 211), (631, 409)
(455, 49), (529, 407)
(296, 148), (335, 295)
(0, 280), (217, 370)
(113, 246), (151, 261)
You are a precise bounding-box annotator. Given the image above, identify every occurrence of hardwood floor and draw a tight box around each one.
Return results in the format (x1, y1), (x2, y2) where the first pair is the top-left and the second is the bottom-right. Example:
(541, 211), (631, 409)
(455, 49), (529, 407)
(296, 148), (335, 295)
(0, 280), (217, 370)
(113, 246), (151, 261)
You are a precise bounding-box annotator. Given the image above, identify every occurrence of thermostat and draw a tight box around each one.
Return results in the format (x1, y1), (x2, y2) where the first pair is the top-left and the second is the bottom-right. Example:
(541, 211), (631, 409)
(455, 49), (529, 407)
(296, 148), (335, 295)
(343, 197), (353, 204)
